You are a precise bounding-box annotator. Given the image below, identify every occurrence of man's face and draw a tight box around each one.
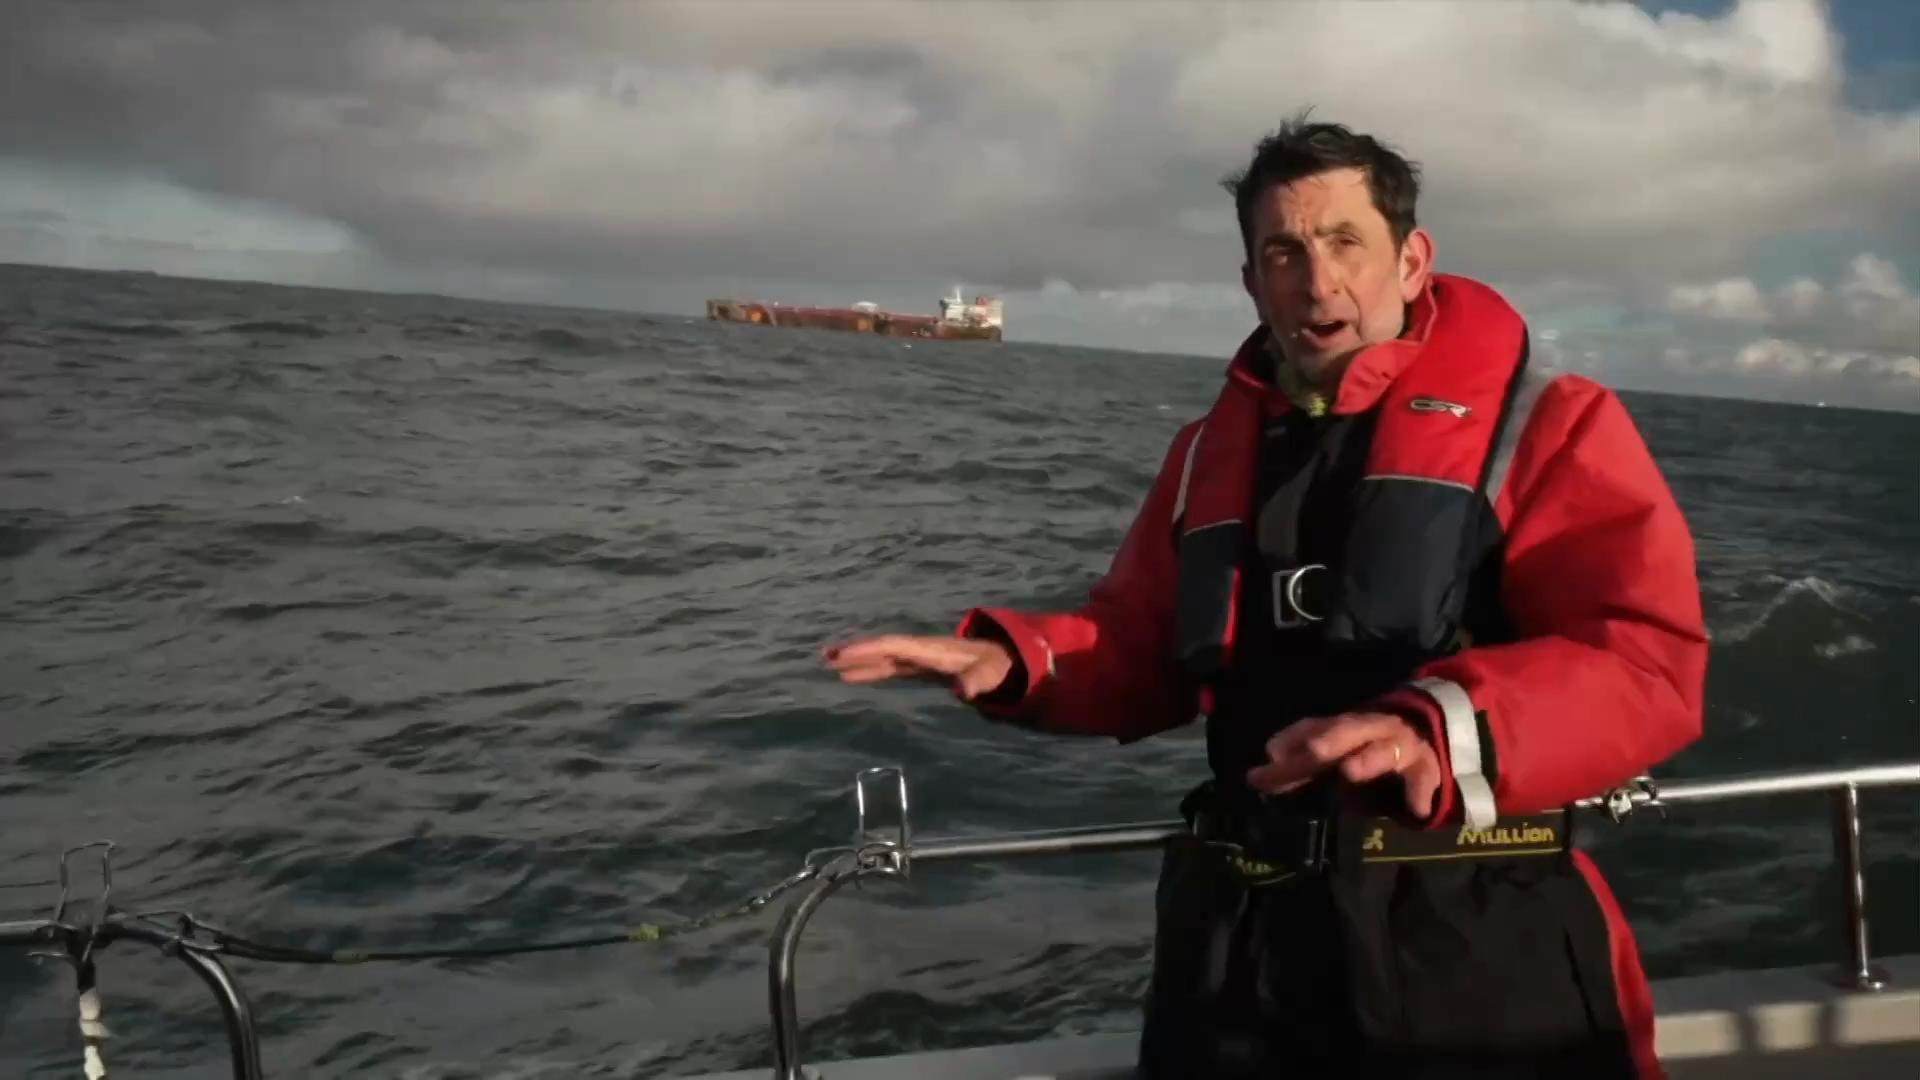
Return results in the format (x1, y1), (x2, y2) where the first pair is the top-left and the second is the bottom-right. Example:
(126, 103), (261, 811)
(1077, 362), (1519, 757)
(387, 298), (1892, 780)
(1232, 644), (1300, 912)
(1241, 167), (1433, 387)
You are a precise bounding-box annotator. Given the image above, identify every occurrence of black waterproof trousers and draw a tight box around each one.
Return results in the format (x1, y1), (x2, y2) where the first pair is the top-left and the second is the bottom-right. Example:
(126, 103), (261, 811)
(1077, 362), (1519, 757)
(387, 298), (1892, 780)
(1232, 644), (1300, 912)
(1136, 830), (1646, 1079)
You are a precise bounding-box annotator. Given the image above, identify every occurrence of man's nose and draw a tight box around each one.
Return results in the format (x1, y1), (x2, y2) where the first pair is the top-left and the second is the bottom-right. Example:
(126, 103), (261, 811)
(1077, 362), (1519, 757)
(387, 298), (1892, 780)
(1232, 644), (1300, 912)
(1302, 251), (1342, 303)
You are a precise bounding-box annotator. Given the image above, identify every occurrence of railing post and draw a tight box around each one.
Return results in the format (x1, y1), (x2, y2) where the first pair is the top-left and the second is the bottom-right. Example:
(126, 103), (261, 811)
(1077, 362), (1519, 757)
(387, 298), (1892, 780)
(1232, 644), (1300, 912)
(106, 922), (265, 1079)
(768, 858), (877, 1080)
(171, 943), (265, 1078)
(1829, 782), (1888, 991)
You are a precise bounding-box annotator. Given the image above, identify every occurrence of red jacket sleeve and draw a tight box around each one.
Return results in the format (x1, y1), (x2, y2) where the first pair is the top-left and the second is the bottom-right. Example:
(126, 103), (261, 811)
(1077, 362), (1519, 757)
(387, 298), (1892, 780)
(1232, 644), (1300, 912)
(954, 423), (1201, 742)
(1380, 375), (1708, 820)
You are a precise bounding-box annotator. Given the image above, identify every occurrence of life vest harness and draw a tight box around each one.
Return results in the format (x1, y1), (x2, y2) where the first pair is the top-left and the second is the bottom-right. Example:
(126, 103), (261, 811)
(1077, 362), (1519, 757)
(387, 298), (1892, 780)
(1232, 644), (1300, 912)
(1178, 777), (1572, 884)
(1170, 275), (1536, 713)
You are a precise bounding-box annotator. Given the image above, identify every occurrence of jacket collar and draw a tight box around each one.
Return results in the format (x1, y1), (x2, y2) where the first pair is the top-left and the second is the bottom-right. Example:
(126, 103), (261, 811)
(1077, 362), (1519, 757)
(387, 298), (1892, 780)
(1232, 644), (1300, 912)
(1221, 278), (1442, 417)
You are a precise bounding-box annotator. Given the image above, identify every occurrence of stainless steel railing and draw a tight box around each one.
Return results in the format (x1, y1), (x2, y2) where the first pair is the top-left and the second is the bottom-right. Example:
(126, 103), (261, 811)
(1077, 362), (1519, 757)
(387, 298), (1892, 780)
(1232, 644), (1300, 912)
(3, 761), (1914, 1079)
(764, 761), (1920, 1080)
(0, 912), (264, 1078)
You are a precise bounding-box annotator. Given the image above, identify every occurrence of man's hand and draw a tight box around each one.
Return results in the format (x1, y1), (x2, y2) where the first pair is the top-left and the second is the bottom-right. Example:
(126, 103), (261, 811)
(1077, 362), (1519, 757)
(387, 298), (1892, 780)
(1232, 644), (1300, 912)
(1245, 712), (1443, 819)
(823, 634), (1016, 702)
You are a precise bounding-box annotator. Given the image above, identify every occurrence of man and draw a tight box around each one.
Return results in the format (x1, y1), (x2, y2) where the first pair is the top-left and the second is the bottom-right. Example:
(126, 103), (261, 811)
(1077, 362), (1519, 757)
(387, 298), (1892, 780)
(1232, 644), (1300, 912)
(825, 117), (1706, 1078)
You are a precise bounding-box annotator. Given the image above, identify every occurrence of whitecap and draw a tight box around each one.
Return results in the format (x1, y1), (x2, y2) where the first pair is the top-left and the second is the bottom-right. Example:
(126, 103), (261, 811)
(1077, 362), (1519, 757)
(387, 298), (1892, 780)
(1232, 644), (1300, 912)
(1711, 575), (1859, 646)
(1814, 634), (1876, 660)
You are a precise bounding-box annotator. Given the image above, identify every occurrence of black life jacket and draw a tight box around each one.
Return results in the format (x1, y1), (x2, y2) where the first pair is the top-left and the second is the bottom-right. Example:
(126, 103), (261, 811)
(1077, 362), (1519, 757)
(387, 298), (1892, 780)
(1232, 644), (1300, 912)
(1168, 275), (1540, 783)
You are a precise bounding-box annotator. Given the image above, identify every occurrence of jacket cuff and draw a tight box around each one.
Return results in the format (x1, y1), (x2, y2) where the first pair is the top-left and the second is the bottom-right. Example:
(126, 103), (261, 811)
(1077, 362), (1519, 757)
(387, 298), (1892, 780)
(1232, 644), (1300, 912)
(1372, 687), (1456, 829)
(955, 607), (1054, 723)
(1401, 676), (1501, 830)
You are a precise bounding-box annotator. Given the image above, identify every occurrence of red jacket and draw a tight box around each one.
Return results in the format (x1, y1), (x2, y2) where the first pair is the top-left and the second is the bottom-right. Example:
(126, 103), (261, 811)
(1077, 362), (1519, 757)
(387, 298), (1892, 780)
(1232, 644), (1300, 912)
(957, 283), (1708, 822)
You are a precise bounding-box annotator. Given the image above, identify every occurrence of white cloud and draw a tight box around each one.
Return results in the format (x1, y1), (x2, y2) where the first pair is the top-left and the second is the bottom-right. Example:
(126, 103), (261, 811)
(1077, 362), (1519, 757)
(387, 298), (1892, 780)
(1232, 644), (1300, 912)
(0, 0), (1915, 407)
(1734, 338), (1818, 376)
(1667, 253), (1920, 355)
(1164, 0), (1918, 284)
(1647, 253), (1920, 406)
(1091, 281), (1247, 315)
(996, 277), (1253, 355)
(6, 0), (1914, 298)
(1731, 340), (1920, 383)
(1779, 277), (1825, 321)
(1840, 254), (1920, 350)
(1670, 278), (1771, 322)
(1665, 334), (1920, 393)
(0, 160), (359, 256)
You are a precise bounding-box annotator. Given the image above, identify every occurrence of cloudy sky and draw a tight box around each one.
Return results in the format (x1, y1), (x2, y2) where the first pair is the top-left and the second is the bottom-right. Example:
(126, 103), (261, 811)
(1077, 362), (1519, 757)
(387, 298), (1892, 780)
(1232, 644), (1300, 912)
(3, 0), (1916, 409)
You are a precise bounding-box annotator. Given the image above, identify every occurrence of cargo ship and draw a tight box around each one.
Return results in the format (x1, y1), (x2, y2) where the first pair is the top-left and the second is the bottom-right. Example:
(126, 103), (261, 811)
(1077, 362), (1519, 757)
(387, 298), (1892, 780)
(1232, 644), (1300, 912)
(706, 287), (1003, 342)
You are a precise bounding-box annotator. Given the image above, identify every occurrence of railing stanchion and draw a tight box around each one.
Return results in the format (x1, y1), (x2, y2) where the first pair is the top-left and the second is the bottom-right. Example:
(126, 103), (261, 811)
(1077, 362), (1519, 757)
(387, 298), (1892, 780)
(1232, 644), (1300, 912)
(1830, 781), (1887, 991)
(770, 857), (881, 1080)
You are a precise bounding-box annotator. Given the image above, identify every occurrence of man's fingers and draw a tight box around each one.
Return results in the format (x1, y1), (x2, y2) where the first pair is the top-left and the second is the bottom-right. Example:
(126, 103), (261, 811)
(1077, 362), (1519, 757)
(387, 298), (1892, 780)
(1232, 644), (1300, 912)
(1260, 717), (1331, 763)
(1248, 718), (1346, 793)
(831, 659), (914, 684)
(1302, 714), (1412, 765)
(826, 635), (973, 676)
(1254, 714), (1442, 811)
(1245, 760), (1315, 795)
(825, 635), (1013, 701)
(1337, 738), (1406, 785)
(1401, 753), (1442, 819)
(1262, 714), (1399, 771)
(824, 635), (926, 667)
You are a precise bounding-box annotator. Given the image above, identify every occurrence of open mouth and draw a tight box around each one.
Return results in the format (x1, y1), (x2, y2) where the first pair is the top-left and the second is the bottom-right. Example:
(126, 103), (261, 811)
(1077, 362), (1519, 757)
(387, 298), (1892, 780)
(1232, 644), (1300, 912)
(1301, 320), (1349, 344)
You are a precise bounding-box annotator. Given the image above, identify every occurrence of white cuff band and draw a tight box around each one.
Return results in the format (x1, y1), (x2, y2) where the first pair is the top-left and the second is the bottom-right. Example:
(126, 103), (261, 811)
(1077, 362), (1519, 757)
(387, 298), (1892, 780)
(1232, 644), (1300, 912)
(1410, 676), (1497, 829)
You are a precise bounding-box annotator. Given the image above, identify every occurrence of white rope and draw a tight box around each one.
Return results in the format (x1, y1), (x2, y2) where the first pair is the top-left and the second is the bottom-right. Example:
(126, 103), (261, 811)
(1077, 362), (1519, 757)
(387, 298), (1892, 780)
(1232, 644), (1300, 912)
(78, 978), (111, 1079)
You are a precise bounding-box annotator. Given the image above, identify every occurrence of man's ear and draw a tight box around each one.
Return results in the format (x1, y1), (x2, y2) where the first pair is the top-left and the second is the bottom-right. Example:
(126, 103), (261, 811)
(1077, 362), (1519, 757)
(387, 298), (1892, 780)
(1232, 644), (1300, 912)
(1398, 227), (1435, 302)
(1241, 260), (1255, 302)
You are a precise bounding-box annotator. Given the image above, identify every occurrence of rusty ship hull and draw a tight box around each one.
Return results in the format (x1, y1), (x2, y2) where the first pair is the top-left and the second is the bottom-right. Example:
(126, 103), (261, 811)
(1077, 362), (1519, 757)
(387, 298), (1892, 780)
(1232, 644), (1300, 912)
(705, 298), (1003, 342)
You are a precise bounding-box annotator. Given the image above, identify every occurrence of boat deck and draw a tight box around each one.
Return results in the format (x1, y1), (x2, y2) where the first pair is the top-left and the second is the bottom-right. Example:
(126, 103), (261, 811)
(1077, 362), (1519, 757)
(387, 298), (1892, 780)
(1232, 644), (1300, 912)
(692, 954), (1920, 1079)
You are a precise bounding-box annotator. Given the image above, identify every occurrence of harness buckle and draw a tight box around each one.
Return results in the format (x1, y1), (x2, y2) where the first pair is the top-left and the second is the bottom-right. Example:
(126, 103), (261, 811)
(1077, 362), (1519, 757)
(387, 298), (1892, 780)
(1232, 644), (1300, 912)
(1271, 563), (1330, 629)
(1301, 815), (1331, 871)
(1182, 781), (1334, 879)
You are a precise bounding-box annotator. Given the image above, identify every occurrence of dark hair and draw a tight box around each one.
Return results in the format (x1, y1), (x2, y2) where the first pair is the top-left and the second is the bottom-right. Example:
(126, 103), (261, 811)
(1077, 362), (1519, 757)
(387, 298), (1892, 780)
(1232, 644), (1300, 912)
(1221, 111), (1423, 257)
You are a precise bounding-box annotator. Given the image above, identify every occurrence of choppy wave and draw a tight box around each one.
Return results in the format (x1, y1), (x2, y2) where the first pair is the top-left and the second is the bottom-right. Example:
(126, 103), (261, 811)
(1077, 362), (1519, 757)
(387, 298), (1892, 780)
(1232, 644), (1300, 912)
(1712, 575), (1873, 646)
(61, 318), (189, 337)
(524, 326), (616, 354)
(1691, 576), (1919, 789)
(225, 318), (330, 338)
(1712, 574), (1900, 645)
(403, 319), (480, 341)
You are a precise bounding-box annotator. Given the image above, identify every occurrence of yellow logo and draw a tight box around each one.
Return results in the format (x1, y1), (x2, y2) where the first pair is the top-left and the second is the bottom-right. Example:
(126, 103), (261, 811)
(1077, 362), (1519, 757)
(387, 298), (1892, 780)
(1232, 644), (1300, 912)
(1455, 825), (1557, 846)
(1361, 828), (1385, 852)
(1225, 853), (1296, 886)
(1230, 854), (1279, 877)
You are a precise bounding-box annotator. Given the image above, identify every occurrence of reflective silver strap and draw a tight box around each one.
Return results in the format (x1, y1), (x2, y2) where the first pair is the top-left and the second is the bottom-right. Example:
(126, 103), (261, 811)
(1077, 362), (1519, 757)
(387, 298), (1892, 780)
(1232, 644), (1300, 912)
(1171, 422), (1203, 526)
(1411, 676), (1497, 828)
(1483, 367), (1561, 510)
(1361, 473), (1475, 493)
